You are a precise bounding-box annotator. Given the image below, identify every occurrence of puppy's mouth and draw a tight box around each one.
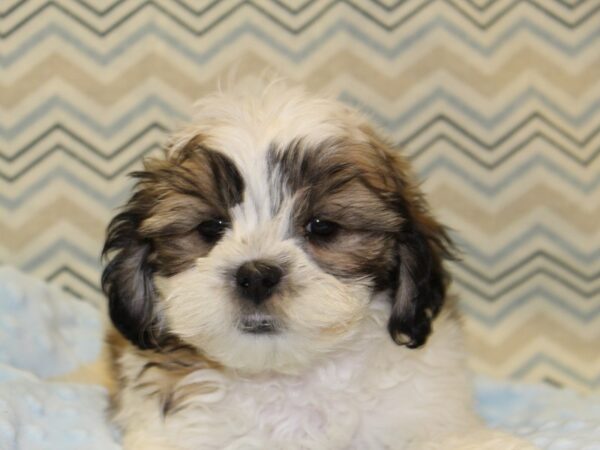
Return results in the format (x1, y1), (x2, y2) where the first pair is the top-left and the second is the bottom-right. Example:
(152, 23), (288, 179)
(239, 313), (278, 334)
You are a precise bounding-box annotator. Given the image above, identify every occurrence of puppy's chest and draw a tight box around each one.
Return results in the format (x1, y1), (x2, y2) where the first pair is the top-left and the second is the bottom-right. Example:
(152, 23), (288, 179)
(178, 368), (405, 449)
(124, 351), (412, 449)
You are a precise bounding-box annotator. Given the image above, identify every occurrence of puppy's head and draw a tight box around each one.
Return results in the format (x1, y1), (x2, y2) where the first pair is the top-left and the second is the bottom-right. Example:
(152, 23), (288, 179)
(102, 84), (454, 373)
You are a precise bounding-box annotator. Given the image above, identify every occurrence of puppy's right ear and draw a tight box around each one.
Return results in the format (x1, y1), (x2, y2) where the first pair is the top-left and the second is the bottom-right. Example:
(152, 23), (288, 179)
(101, 189), (160, 350)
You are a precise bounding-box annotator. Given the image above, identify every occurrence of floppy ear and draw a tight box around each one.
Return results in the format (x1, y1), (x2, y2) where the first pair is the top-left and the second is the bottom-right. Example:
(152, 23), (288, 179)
(386, 158), (455, 349)
(101, 189), (161, 350)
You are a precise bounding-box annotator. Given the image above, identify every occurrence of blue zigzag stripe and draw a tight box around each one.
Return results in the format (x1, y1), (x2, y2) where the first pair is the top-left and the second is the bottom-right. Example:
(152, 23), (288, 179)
(0, 143), (161, 182)
(3, 0), (598, 35)
(420, 155), (600, 194)
(0, 169), (134, 209)
(460, 287), (600, 325)
(2, 123), (168, 162)
(455, 252), (600, 284)
(3, 89), (598, 139)
(510, 354), (600, 389)
(2, 17), (599, 68)
(46, 265), (102, 294)
(408, 132), (600, 168)
(0, 96), (187, 139)
(455, 269), (599, 299)
(22, 239), (101, 272)
(6, 118), (598, 173)
(453, 227), (600, 267)
(340, 88), (600, 131)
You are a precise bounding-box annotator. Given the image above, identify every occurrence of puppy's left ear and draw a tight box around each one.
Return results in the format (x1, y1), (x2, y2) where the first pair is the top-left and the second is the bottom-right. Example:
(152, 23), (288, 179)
(386, 156), (456, 349)
(101, 186), (162, 350)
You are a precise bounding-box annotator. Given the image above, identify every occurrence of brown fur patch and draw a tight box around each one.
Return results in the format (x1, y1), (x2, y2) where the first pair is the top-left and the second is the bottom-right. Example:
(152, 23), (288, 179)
(269, 137), (405, 289)
(110, 333), (223, 418)
(132, 137), (245, 276)
(270, 127), (455, 348)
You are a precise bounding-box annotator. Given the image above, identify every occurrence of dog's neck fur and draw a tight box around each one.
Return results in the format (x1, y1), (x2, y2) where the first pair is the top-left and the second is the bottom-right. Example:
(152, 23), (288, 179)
(111, 300), (480, 450)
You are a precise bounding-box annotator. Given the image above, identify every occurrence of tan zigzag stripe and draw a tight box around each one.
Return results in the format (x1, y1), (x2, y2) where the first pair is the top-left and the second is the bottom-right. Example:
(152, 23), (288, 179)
(467, 315), (600, 366)
(0, 197), (106, 251)
(429, 184), (600, 235)
(2, 47), (600, 108)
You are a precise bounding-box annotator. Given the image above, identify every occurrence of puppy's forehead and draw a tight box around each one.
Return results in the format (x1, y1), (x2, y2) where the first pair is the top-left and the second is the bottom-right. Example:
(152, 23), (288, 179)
(174, 87), (368, 166)
(172, 88), (374, 226)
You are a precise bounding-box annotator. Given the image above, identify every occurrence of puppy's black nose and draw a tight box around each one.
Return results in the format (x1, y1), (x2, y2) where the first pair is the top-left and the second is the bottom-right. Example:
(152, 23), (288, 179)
(235, 260), (283, 305)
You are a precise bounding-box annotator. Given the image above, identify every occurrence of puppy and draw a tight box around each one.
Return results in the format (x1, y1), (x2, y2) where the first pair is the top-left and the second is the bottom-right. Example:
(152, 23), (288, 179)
(102, 82), (533, 449)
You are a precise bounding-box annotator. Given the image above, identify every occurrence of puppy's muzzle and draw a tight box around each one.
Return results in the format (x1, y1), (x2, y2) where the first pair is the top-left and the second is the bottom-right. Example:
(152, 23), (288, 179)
(235, 260), (283, 305)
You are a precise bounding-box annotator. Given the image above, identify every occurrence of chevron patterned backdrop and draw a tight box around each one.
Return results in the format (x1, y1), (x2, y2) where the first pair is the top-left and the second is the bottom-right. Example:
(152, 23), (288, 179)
(1, 0), (599, 392)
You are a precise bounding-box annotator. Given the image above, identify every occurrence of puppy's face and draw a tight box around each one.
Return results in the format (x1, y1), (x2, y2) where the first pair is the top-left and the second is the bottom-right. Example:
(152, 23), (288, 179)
(102, 86), (453, 373)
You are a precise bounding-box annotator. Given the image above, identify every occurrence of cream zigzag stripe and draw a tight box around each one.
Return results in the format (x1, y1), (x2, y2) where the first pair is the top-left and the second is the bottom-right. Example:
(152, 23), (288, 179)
(2, 1), (598, 39)
(4, 88), (597, 146)
(2, 0), (597, 29)
(2, 49), (599, 108)
(468, 322), (600, 369)
(3, 12), (598, 66)
(464, 308), (600, 343)
(4, 114), (598, 177)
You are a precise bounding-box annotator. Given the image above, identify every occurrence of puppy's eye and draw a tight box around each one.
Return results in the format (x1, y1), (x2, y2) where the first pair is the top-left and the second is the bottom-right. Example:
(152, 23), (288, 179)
(197, 219), (229, 242)
(305, 218), (339, 240)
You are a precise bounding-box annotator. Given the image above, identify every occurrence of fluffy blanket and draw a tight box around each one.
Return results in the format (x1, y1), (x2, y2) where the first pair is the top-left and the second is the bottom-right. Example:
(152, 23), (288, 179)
(0, 266), (598, 450)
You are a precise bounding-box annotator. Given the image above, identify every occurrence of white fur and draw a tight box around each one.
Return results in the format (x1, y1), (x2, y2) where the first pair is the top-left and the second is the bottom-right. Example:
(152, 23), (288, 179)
(156, 241), (371, 374)
(114, 82), (535, 449)
(116, 300), (533, 449)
